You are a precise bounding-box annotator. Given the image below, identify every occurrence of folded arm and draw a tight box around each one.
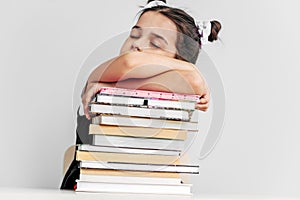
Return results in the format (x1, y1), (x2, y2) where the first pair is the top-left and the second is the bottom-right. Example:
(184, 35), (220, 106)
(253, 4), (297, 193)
(87, 51), (196, 83)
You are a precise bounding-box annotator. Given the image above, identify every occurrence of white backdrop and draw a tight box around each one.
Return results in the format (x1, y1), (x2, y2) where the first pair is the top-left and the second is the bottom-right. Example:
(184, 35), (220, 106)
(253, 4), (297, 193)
(0, 0), (299, 197)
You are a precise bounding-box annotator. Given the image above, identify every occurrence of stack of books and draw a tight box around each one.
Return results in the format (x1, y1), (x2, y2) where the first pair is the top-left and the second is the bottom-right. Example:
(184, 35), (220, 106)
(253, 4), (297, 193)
(75, 87), (200, 195)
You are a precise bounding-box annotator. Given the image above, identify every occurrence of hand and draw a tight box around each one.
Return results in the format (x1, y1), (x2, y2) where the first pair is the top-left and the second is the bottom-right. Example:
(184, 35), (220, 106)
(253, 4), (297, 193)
(196, 91), (210, 112)
(184, 65), (210, 112)
(81, 82), (115, 120)
(189, 70), (210, 112)
(175, 66), (211, 112)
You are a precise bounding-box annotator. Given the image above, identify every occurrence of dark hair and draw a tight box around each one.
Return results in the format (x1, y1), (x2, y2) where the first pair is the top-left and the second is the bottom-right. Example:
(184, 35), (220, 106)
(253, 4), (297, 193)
(141, 0), (221, 64)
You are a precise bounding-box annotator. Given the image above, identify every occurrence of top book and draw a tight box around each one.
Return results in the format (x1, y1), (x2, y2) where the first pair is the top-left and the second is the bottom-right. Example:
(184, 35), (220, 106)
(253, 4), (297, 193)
(95, 95), (196, 111)
(98, 87), (201, 102)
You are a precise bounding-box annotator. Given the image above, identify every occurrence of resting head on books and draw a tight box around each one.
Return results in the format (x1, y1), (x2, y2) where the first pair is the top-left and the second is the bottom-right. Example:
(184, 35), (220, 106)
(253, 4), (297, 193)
(81, 0), (222, 119)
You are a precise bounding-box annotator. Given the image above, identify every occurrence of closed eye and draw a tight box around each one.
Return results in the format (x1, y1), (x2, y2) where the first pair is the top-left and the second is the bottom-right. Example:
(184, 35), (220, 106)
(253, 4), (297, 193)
(130, 34), (140, 39)
(130, 26), (142, 39)
(130, 31), (141, 39)
(150, 42), (161, 49)
(150, 37), (166, 49)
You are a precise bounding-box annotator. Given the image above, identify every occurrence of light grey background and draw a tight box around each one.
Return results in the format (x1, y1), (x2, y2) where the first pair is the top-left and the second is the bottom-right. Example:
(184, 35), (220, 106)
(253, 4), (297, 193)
(0, 0), (299, 197)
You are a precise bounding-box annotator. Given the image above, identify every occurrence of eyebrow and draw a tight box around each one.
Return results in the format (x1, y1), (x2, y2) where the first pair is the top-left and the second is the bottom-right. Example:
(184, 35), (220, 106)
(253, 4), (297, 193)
(132, 25), (142, 30)
(131, 25), (168, 45)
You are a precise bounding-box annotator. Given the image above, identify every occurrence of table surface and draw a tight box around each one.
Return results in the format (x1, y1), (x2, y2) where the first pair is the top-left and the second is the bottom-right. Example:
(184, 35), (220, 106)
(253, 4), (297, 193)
(0, 188), (298, 200)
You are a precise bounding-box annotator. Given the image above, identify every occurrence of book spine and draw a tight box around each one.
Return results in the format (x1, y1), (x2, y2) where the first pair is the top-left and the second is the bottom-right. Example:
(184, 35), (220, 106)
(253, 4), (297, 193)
(92, 135), (184, 151)
(79, 161), (200, 173)
(98, 87), (200, 102)
(96, 94), (196, 110)
(92, 115), (198, 131)
(79, 144), (181, 156)
(80, 168), (182, 178)
(89, 104), (190, 121)
(75, 180), (192, 195)
(88, 124), (188, 140)
(76, 151), (180, 165)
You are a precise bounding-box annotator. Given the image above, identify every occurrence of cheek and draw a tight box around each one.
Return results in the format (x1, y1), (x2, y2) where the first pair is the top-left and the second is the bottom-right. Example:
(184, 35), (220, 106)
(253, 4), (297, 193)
(168, 41), (177, 56)
(161, 50), (176, 58)
(161, 43), (177, 58)
(120, 38), (132, 54)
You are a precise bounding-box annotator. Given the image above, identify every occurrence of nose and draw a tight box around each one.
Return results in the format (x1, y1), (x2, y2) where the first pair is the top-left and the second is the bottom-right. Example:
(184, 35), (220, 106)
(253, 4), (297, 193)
(132, 45), (142, 52)
(131, 37), (148, 52)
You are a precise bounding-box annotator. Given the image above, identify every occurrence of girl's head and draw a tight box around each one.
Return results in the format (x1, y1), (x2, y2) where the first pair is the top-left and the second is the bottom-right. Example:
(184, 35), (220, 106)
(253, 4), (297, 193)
(120, 0), (221, 64)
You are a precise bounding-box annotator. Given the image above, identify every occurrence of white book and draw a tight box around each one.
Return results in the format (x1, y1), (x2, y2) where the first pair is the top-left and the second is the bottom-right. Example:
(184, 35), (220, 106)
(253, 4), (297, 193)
(80, 161), (200, 174)
(92, 115), (198, 131)
(92, 135), (184, 151)
(89, 103), (190, 121)
(96, 94), (196, 110)
(78, 144), (180, 156)
(75, 180), (192, 195)
(79, 174), (182, 185)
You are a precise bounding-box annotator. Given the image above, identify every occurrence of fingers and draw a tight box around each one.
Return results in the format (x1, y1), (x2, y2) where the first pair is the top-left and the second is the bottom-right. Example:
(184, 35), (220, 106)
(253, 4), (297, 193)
(81, 84), (100, 120)
(199, 97), (208, 104)
(196, 92), (210, 112)
(199, 92), (210, 104)
(82, 92), (91, 120)
(195, 102), (209, 112)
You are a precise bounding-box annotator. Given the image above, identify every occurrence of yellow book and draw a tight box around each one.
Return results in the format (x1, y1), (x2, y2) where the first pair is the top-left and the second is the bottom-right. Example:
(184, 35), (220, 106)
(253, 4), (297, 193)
(80, 168), (181, 178)
(89, 124), (187, 140)
(76, 150), (180, 165)
(79, 160), (199, 174)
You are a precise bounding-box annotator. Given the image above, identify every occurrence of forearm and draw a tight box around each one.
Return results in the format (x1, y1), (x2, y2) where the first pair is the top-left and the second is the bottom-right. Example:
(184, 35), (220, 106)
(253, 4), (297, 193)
(115, 70), (206, 96)
(115, 70), (210, 111)
(87, 51), (196, 83)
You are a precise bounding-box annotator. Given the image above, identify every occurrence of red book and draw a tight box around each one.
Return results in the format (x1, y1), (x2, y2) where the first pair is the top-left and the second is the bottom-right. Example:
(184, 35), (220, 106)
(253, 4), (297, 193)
(98, 87), (201, 102)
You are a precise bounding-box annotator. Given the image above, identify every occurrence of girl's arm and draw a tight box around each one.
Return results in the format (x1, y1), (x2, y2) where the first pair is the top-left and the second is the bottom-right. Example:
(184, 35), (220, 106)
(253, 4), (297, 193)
(87, 51), (197, 83)
(116, 70), (210, 111)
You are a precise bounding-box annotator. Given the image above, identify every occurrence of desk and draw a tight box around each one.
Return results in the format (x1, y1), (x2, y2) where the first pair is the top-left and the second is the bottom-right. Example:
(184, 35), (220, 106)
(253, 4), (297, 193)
(0, 188), (297, 200)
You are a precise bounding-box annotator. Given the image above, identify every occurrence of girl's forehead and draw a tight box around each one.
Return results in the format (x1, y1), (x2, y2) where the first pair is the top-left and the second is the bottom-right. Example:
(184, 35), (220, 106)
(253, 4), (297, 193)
(137, 11), (177, 32)
(135, 11), (178, 45)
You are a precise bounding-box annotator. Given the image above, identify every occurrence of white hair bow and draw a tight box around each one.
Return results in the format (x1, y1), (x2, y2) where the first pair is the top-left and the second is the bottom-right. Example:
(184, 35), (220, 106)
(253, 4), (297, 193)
(197, 21), (211, 45)
(143, 1), (212, 46)
(143, 0), (168, 9)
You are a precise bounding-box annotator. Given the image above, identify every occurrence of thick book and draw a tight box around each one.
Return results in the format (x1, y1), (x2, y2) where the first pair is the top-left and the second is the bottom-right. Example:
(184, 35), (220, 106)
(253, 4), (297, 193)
(79, 160), (199, 174)
(89, 103), (190, 121)
(98, 87), (200, 102)
(79, 174), (182, 185)
(95, 94), (196, 110)
(89, 124), (187, 140)
(75, 180), (192, 195)
(80, 168), (181, 178)
(78, 144), (181, 156)
(91, 135), (184, 151)
(76, 151), (180, 165)
(92, 115), (198, 131)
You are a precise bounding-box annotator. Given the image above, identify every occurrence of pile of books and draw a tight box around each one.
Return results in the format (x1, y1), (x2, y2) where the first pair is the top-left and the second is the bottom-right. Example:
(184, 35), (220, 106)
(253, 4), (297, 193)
(75, 87), (200, 195)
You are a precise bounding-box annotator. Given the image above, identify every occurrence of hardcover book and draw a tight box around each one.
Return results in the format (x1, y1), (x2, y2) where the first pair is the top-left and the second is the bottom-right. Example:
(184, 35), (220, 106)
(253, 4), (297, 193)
(92, 115), (198, 131)
(91, 135), (184, 151)
(95, 94), (197, 110)
(89, 103), (190, 121)
(89, 124), (188, 140)
(79, 160), (199, 174)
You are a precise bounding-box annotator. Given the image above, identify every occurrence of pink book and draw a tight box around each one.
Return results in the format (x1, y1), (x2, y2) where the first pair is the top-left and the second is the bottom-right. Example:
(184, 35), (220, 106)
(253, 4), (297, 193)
(98, 87), (201, 102)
